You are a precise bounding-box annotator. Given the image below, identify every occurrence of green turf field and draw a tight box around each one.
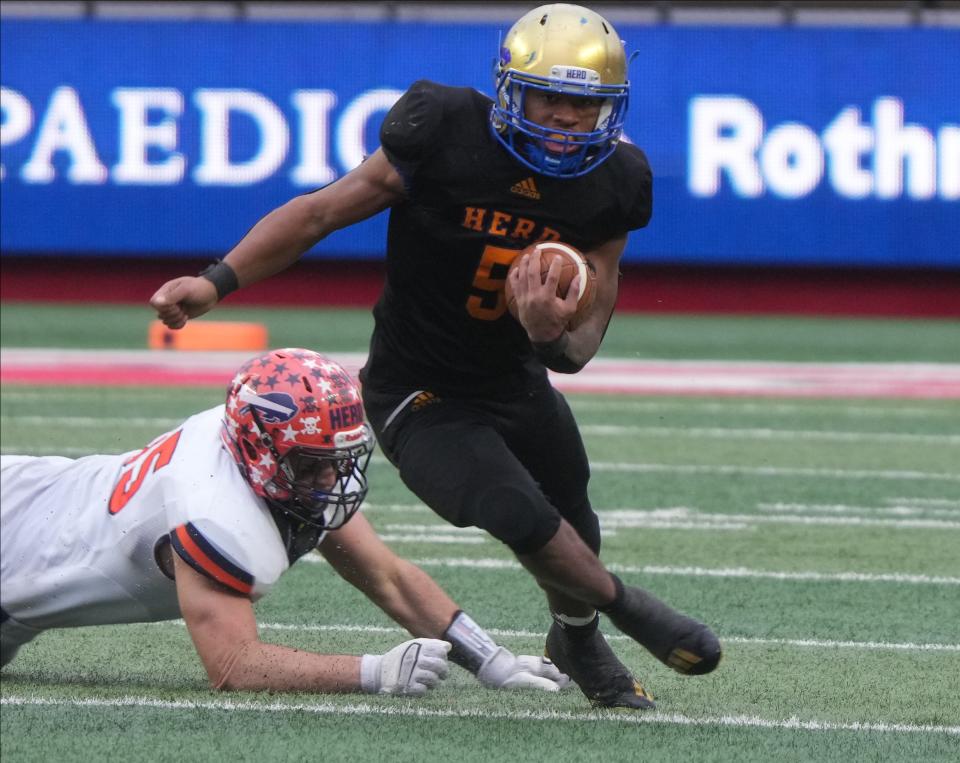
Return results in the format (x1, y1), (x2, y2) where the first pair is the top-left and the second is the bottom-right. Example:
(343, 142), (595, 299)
(3, 301), (959, 361)
(2, 303), (959, 761)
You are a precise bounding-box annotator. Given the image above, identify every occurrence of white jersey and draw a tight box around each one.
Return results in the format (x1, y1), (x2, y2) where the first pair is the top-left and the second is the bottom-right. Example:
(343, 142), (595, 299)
(1, 406), (313, 634)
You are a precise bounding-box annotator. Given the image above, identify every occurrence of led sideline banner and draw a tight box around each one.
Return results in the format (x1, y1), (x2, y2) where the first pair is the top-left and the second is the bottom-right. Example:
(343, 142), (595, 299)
(1, 19), (957, 266)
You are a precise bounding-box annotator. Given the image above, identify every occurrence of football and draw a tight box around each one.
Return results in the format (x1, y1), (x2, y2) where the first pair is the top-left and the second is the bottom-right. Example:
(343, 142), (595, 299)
(504, 241), (597, 329)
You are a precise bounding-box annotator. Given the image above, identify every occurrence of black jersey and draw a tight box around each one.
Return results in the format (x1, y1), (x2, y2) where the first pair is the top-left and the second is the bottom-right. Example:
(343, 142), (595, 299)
(360, 80), (652, 398)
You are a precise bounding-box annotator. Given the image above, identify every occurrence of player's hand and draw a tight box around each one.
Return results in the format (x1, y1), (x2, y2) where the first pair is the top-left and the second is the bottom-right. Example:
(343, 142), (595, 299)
(150, 276), (219, 329)
(510, 250), (579, 342)
(360, 638), (451, 696)
(476, 647), (572, 692)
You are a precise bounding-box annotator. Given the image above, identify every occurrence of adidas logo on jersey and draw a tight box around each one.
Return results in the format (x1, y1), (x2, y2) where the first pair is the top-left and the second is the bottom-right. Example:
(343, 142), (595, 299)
(510, 177), (541, 200)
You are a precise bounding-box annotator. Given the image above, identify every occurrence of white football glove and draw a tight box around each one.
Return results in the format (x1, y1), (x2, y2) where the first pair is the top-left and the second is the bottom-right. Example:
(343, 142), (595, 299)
(476, 647), (572, 692)
(360, 638), (451, 696)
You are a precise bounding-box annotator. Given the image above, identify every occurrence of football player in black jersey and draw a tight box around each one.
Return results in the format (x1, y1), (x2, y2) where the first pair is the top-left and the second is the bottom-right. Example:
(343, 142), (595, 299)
(151, 3), (721, 709)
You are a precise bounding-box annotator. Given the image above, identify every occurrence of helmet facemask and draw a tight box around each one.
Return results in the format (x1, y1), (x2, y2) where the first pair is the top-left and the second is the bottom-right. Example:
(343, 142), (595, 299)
(247, 404), (372, 530)
(490, 4), (630, 179)
(492, 67), (628, 178)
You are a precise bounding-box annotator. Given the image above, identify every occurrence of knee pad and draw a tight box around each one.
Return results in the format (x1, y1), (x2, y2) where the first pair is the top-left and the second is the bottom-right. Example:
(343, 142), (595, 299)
(393, 421), (563, 554)
(466, 482), (561, 555)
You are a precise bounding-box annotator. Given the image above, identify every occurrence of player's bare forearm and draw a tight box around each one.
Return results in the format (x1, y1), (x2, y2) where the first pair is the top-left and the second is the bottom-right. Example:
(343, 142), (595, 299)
(174, 553), (369, 692)
(150, 149), (405, 328)
(368, 558), (460, 638)
(320, 514), (458, 637)
(213, 640), (362, 692)
(225, 149), (406, 287)
(223, 195), (329, 287)
(149, 196), (334, 329)
(561, 304), (613, 370)
(214, 636), (451, 696)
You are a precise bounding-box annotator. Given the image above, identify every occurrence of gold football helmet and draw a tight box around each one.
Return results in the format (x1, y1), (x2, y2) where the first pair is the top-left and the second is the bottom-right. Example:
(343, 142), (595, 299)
(491, 3), (629, 178)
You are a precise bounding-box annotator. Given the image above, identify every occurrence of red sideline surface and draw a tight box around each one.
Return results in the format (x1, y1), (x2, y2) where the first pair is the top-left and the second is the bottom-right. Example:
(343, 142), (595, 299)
(1, 256), (959, 317)
(4, 350), (959, 398)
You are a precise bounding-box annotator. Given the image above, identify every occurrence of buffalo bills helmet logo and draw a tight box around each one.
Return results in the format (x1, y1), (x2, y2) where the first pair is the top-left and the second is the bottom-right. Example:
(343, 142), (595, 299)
(240, 389), (298, 423)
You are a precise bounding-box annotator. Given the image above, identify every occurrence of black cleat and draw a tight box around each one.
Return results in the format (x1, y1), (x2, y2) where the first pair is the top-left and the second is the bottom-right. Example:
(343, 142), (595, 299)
(600, 578), (722, 676)
(546, 619), (656, 710)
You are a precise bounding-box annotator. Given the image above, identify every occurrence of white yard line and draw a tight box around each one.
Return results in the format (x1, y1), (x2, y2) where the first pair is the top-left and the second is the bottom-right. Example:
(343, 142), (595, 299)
(718, 635), (960, 653)
(378, 524), (488, 545)
(5, 447), (955, 482)
(307, 502), (960, 532)
(377, 534), (486, 545)
(0, 389), (196, 400)
(600, 508), (960, 530)
(887, 497), (960, 508)
(299, 554), (960, 585)
(152, 620), (960, 654)
(758, 503), (960, 518)
(379, 524), (486, 534)
(363, 503), (431, 513)
(0, 446), (101, 456)
(6, 416), (957, 445)
(590, 462), (960, 482)
(569, 399), (958, 417)
(0, 415), (183, 428)
(5, 390), (947, 416)
(603, 520), (750, 530)
(1, 695), (957, 736)
(580, 425), (960, 445)
(365, 502), (960, 521)
(619, 565), (960, 585)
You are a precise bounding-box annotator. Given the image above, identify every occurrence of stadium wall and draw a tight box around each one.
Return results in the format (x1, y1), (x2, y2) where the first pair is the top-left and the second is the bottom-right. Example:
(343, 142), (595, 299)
(1, 13), (958, 316)
(2, 256), (958, 317)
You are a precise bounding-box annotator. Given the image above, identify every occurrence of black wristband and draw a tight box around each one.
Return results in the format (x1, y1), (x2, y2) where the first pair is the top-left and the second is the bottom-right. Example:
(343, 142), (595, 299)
(198, 260), (239, 301)
(532, 332), (583, 374)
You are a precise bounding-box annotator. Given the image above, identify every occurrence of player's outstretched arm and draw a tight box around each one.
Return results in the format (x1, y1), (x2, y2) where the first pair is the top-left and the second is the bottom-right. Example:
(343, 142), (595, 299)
(150, 149), (406, 329)
(173, 553), (448, 695)
(320, 513), (571, 692)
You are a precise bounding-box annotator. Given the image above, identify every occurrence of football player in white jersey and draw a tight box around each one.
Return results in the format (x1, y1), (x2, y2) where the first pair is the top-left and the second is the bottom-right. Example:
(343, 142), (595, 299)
(0, 348), (568, 697)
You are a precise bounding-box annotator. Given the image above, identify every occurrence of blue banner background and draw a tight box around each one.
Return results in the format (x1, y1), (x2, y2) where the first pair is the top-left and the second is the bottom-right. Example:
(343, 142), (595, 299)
(1, 19), (957, 266)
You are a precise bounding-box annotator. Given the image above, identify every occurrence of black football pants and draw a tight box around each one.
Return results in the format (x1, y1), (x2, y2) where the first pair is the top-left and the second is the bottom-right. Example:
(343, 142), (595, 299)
(363, 384), (600, 555)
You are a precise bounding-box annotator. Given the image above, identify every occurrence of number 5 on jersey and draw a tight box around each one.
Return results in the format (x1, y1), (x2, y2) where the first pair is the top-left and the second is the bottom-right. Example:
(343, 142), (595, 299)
(466, 244), (520, 321)
(109, 430), (182, 514)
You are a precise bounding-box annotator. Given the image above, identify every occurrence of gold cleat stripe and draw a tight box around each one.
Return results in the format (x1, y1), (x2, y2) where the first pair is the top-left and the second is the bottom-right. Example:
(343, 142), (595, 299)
(667, 648), (703, 672)
(634, 681), (655, 701)
(672, 648), (703, 664)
